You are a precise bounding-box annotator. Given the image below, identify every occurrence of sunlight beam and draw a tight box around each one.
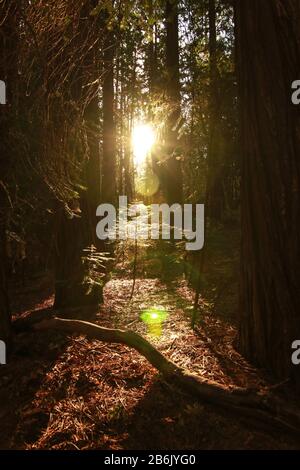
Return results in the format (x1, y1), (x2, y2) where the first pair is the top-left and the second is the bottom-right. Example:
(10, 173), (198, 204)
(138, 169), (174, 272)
(132, 123), (156, 166)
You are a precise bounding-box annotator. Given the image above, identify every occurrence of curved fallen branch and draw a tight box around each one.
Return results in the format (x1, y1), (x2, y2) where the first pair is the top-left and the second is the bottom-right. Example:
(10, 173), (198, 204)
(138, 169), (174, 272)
(32, 316), (300, 437)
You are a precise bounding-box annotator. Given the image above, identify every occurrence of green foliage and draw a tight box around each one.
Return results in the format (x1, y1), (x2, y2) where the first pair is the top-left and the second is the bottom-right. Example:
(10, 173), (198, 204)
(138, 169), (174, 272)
(82, 245), (113, 293)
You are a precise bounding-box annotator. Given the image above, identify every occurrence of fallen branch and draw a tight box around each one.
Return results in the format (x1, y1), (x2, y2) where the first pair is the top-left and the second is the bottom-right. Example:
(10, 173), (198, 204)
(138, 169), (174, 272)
(32, 316), (300, 438)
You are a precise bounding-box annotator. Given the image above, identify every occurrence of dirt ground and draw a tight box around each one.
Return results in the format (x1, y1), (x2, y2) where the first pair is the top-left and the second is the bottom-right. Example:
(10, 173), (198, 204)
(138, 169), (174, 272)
(0, 273), (299, 450)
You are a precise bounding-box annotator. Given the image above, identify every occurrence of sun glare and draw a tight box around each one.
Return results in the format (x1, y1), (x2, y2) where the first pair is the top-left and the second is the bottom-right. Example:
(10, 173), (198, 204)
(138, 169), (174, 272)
(132, 123), (156, 166)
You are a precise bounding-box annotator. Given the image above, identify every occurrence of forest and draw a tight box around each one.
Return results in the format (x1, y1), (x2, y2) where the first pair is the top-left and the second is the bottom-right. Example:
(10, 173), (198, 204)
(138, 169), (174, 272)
(0, 0), (300, 452)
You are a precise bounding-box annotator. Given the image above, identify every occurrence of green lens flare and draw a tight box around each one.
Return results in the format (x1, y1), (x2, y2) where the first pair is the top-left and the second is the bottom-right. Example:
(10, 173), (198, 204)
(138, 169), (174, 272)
(140, 307), (168, 337)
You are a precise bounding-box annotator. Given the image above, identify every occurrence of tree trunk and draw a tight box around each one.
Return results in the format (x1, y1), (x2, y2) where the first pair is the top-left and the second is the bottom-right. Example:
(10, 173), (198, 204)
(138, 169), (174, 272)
(206, 0), (225, 221)
(164, 0), (183, 205)
(0, 207), (11, 349)
(101, 16), (116, 205)
(235, 0), (300, 389)
(147, 0), (158, 99)
(0, 1), (19, 350)
(54, 205), (103, 310)
(54, 1), (104, 310)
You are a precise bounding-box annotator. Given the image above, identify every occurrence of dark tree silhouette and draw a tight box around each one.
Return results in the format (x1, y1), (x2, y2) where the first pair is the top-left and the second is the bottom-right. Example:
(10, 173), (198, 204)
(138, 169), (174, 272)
(101, 13), (116, 205)
(163, 0), (183, 205)
(235, 0), (300, 388)
(0, 1), (18, 348)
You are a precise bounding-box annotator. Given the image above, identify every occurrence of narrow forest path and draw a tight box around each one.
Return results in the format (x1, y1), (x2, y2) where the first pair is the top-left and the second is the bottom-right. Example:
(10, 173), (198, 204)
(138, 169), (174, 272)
(0, 274), (299, 450)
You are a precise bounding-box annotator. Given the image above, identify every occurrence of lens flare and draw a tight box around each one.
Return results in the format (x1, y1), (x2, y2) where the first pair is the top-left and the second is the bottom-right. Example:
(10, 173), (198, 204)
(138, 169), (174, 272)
(140, 307), (168, 337)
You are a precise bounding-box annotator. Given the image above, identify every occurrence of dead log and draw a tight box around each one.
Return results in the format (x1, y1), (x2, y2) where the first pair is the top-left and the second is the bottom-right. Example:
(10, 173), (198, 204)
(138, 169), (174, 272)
(33, 317), (300, 437)
(13, 306), (96, 332)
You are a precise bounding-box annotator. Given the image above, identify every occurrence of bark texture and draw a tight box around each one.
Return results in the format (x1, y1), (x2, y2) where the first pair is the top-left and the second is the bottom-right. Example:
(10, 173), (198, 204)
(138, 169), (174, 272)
(0, 1), (19, 349)
(235, 0), (300, 388)
(163, 0), (183, 205)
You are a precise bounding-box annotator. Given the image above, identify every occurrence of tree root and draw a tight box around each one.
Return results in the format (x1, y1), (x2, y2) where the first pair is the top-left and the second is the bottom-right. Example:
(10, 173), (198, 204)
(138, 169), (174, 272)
(29, 316), (300, 439)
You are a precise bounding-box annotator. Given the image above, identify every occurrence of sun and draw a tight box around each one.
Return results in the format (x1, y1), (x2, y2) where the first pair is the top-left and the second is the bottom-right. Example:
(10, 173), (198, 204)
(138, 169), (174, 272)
(132, 123), (156, 166)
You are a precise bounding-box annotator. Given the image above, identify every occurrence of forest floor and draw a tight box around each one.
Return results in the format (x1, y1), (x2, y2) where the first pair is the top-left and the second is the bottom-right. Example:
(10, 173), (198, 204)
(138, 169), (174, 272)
(1, 227), (300, 450)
